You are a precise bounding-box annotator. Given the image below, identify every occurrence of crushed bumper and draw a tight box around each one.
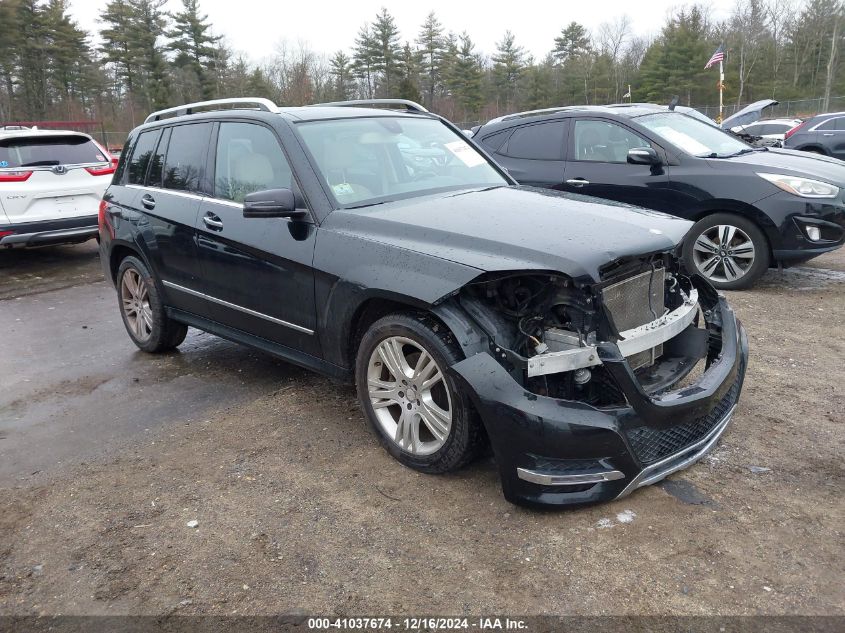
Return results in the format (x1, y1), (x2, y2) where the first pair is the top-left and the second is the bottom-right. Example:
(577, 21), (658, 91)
(449, 295), (749, 507)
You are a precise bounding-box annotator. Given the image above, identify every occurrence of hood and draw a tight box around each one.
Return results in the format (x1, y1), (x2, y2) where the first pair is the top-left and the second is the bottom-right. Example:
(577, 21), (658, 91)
(721, 99), (778, 130)
(324, 186), (692, 283)
(714, 147), (845, 184)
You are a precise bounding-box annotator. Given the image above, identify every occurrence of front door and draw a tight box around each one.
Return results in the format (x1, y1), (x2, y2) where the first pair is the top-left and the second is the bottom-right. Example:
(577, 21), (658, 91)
(194, 121), (320, 356)
(563, 118), (674, 212)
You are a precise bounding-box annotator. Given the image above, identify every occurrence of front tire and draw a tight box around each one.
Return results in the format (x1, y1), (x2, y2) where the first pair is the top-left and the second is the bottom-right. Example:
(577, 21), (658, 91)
(355, 313), (483, 474)
(117, 256), (188, 352)
(683, 213), (770, 290)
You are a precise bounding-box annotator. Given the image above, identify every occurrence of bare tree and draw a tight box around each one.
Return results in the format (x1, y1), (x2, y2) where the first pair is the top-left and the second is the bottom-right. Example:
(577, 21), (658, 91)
(597, 16), (632, 101)
(729, 0), (768, 104)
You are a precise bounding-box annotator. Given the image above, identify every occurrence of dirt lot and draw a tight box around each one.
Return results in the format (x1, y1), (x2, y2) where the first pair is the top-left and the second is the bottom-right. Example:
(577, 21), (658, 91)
(0, 241), (843, 618)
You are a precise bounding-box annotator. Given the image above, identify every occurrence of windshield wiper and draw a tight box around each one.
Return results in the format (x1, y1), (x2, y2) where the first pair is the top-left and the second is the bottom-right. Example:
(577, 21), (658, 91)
(345, 200), (392, 210)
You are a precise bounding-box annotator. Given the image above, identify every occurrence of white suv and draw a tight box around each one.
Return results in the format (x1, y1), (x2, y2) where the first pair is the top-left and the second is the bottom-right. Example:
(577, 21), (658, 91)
(0, 128), (115, 247)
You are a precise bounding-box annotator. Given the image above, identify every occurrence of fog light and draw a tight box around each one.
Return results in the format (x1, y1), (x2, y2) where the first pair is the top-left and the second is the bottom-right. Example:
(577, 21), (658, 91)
(806, 226), (821, 241)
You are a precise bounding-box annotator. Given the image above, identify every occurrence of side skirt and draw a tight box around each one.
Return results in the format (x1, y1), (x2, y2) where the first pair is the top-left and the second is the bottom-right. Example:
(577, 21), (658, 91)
(166, 307), (351, 382)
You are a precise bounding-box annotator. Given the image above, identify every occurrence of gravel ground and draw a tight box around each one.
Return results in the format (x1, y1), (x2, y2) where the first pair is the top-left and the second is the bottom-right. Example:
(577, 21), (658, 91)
(0, 242), (842, 618)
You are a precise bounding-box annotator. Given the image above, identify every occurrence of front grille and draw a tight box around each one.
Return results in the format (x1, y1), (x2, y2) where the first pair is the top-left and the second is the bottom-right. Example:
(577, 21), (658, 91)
(626, 365), (742, 465)
(602, 268), (665, 332)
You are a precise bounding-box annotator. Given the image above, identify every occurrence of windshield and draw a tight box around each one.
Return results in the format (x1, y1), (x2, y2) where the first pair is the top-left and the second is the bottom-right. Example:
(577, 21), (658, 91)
(296, 117), (507, 207)
(0, 135), (106, 168)
(636, 112), (751, 158)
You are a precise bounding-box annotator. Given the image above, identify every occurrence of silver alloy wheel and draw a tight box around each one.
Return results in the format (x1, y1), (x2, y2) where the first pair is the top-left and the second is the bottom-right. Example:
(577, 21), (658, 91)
(692, 224), (756, 284)
(121, 268), (153, 342)
(367, 336), (453, 456)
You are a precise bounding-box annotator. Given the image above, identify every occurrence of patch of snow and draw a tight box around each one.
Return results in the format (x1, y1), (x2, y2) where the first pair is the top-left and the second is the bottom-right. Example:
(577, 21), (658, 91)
(616, 509), (637, 524)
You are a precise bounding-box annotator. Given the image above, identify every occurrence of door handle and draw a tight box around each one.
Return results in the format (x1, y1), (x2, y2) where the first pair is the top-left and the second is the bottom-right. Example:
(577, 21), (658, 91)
(140, 194), (155, 210)
(823, 132), (834, 136)
(202, 213), (223, 230)
(566, 178), (590, 187)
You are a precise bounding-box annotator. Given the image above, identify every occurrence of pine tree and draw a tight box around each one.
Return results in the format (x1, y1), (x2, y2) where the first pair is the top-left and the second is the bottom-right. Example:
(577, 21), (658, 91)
(329, 50), (355, 100)
(416, 12), (445, 108)
(553, 22), (591, 64)
(492, 30), (526, 109)
(352, 25), (378, 98)
(128, 0), (171, 110)
(396, 43), (422, 103)
(371, 8), (401, 96)
(167, 0), (221, 100)
(445, 32), (483, 121)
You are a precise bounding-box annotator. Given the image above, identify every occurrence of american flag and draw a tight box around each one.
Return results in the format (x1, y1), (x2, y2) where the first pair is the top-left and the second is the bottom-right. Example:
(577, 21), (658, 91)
(704, 45), (725, 69)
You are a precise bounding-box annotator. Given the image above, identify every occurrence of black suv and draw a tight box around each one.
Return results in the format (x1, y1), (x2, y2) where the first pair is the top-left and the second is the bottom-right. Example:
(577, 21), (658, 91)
(784, 111), (845, 160)
(100, 98), (748, 507)
(473, 104), (845, 289)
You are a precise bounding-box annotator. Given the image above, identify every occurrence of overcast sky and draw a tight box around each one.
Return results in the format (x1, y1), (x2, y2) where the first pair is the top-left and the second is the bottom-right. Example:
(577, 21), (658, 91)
(68, 0), (736, 62)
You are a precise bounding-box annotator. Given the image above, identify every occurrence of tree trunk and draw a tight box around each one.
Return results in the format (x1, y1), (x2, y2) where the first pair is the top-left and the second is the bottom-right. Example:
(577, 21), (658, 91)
(823, 15), (839, 112)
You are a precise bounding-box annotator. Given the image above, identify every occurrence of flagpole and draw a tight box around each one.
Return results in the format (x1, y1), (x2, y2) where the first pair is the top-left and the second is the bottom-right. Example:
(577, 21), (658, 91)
(719, 59), (724, 123)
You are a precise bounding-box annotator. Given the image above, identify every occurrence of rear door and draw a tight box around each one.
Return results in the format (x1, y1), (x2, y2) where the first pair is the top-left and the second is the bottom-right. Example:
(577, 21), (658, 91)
(127, 123), (212, 314)
(486, 120), (568, 188)
(562, 118), (673, 211)
(817, 116), (845, 159)
(193, 120), (320, 355)
(0, 133), (114, 224)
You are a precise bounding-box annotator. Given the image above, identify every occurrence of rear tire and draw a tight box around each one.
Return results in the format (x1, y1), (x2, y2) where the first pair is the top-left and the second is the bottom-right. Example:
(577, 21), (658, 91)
(116, 256), (187, 352)
(355, 313), (483, 474)
(683, 213), (770, 290)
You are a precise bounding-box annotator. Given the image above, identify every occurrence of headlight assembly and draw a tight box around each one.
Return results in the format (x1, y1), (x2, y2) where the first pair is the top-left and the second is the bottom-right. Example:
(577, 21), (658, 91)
(758, 172), (839, 198)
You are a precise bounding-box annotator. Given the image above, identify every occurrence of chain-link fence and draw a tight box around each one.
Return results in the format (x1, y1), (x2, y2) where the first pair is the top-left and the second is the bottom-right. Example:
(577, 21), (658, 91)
(696, 96), (845, 120)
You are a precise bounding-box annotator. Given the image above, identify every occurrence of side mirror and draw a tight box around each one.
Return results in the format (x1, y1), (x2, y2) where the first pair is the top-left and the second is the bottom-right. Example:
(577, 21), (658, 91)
(242, 188), (305, 219)
(627, 147), (661, 165)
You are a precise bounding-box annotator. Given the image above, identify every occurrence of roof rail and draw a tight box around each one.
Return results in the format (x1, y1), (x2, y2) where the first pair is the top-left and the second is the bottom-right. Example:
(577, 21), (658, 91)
(144, 97), (279, 123)
(309, 99), (429, 113)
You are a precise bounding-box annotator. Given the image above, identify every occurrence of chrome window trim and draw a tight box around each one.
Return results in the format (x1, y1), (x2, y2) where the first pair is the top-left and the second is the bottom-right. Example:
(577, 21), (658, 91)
(126, 183), (205, 202)
(161, 280), (314, 335)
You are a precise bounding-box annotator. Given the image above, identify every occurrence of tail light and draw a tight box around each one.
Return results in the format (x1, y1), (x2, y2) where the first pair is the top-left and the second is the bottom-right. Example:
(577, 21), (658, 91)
(98, 199), (114, 239)
(0, 230), (15, 239)
(0, 170), (33, 182)
(784, 121), (807, 140)
(85, 165), (117, 176)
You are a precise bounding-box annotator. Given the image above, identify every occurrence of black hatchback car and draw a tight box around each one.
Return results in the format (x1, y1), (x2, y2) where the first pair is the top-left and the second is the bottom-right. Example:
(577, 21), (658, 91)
(473, 104), (845, 289)
(99, 98), (748, 507)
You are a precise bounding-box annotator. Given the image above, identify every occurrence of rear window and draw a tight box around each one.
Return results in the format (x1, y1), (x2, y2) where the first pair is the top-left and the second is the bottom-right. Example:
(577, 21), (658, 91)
(0, 135), (107, 168)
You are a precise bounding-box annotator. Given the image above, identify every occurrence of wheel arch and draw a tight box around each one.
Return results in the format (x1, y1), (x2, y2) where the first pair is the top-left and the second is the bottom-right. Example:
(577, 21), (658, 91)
(687, 201), (776, 259)
(108, 241), (146, 284)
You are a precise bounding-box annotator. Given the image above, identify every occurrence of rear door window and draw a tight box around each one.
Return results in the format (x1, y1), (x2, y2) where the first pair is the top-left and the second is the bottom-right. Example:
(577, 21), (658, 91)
(502, 121), (566, 160)
(126, 130), (162, 185)
(162, 123), (212, 193)
(0, 135), (107, 168)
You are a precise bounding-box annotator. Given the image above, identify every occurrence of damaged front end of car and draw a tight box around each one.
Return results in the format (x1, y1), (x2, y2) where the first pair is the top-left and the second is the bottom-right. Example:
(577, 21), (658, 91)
(433, 253), (749, 507)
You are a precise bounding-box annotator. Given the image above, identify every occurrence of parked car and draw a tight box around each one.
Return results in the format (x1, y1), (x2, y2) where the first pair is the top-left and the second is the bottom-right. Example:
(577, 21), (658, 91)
(0, 128), (115, 247)
(473, 104), (845, 289)
(99, 97), (749, 508)
(731, 118), (803, 142)
(784, 111), (845, 159)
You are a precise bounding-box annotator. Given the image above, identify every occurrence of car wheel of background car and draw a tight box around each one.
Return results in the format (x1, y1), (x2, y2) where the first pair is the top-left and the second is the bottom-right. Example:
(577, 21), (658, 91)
(117, 256), (188, 352)
(355, 313), (484, 474)
(683, 213), (770, 290)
